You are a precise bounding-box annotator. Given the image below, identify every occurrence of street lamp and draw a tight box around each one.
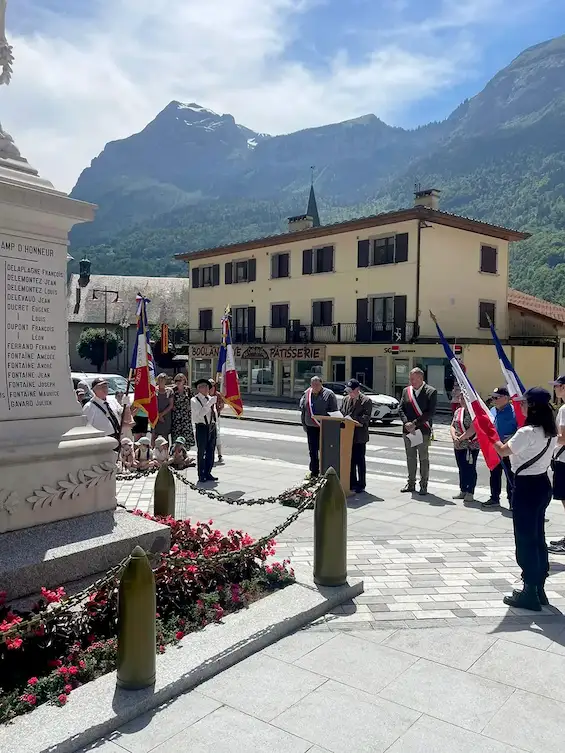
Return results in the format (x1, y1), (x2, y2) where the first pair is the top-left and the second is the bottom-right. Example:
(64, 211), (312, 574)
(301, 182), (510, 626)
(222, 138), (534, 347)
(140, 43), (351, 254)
(92, 287), (120, 372)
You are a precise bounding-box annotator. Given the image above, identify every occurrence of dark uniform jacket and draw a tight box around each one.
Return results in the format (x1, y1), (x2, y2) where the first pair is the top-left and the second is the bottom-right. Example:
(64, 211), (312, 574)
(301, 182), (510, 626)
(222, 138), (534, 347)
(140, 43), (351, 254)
(341, 394), (373, 444)
(399, 384), (438, 436)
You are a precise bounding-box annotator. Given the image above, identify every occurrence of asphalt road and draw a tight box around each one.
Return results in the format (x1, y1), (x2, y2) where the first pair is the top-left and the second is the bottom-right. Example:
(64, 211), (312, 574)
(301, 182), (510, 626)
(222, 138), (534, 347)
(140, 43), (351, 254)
(217, 420), (492, 490)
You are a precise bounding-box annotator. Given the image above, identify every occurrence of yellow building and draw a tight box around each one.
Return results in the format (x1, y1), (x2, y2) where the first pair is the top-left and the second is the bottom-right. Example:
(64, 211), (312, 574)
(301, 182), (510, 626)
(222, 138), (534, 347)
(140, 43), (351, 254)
(177, 188), (559, 405)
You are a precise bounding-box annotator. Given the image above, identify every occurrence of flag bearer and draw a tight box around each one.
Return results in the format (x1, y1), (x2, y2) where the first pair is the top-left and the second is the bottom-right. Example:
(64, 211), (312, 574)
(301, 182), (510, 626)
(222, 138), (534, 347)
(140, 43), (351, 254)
(191, 379), (218, 483)
(494, 388), (556, 611)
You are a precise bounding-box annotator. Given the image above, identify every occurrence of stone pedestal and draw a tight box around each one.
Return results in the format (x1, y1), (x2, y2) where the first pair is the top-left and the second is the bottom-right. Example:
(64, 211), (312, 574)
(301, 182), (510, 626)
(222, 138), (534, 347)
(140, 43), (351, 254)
(0, 148), (169, 597)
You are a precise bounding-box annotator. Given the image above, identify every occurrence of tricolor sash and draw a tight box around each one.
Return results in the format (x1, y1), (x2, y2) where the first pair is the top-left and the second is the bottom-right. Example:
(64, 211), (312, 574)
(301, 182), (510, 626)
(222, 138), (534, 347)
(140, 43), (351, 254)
(407, 385), (430, 430)
(306, 388), (321, 427)
(454, 407), (465, 435)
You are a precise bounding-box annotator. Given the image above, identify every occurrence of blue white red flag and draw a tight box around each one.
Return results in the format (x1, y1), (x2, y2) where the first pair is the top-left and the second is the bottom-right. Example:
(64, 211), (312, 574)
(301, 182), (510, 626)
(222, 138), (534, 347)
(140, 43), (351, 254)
(130, 294), (159, 427)
(432, 313), (501, 470)
(488, 320), (526, 427)
(216, 308), (243, 416)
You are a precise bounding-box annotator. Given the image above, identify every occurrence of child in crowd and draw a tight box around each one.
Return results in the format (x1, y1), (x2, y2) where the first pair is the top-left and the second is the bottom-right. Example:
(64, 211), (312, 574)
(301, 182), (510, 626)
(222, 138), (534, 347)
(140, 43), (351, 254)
(169, 436), (191, 470)
(135, 436), (154, 471)
(119, 437), (136, 472)
(153, 436), (169, 467)
(208, 379), (225, 464)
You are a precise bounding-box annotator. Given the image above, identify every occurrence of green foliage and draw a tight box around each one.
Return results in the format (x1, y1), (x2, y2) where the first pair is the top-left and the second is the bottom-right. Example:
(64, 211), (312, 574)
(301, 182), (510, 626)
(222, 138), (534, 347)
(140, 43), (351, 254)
(76, 328), (124, 372)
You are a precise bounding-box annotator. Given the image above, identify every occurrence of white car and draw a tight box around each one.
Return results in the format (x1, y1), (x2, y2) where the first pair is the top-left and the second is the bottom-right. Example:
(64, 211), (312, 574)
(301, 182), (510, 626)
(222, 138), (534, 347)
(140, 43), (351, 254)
(71, 372), (132, 406)
(324, 381), (400, 425)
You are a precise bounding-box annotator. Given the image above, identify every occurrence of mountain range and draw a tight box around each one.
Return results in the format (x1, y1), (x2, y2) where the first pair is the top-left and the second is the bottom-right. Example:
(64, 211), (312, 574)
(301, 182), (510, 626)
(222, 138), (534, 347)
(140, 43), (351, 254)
(70, 35), (565, 304)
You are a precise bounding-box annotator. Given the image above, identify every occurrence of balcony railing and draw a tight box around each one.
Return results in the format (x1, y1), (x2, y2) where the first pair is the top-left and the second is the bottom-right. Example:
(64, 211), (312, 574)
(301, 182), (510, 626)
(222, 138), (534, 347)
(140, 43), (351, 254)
(509, 320), (558, 340)
(188, 322), (415, 345)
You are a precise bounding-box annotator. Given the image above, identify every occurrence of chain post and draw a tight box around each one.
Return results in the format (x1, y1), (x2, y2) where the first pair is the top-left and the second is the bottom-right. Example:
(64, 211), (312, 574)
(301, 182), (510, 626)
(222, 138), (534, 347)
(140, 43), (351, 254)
(313, 468), (347, 587)
(153, 463), (176, 517)
(117, 546), (156, 690)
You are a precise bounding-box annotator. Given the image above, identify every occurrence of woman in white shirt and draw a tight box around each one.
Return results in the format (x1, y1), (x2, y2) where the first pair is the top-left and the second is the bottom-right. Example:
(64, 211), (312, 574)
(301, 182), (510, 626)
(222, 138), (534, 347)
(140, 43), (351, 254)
(548, 375), (565, 554)
(494, 387), (557, 612)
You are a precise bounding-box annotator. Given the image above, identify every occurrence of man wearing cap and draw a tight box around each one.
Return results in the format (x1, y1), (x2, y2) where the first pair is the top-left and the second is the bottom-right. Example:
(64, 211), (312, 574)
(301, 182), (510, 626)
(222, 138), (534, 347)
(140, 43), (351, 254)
(549, 375), (565, 554)
(191, 378), (218, 483)
(341, 379), (373, 493)
(299, 376), (338, 478)
(483, 387), (518, 509)
(82, 377), (121, 446)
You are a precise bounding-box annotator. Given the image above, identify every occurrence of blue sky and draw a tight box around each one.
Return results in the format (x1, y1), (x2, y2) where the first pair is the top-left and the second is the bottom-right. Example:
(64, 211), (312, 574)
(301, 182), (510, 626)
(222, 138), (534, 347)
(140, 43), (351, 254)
(3, 0), (564, 189)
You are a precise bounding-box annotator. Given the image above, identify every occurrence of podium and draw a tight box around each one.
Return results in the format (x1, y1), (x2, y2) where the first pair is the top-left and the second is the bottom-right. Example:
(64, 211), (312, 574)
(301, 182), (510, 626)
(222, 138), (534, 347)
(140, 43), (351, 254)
(314, 416), (360, 496)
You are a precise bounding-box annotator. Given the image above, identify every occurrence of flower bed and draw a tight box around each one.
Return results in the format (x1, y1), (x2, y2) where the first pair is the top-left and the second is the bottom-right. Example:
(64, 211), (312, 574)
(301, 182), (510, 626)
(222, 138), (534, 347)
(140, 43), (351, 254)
(0, 511), (294, 724)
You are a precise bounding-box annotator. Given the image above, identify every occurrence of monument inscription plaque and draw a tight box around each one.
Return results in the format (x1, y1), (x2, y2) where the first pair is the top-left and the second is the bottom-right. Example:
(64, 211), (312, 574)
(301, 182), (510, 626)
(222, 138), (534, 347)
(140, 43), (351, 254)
(0, 233), (70, 420)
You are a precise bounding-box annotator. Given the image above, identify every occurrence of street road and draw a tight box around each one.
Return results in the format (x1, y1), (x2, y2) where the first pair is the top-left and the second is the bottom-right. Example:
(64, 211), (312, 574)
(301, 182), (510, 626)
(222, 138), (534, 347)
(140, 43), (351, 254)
(218, 421), (492, 491)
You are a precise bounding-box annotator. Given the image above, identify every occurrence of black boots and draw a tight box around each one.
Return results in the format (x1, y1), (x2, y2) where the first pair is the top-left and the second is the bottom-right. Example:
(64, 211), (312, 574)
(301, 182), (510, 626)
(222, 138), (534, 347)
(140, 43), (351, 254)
(503, 584), (542, 611)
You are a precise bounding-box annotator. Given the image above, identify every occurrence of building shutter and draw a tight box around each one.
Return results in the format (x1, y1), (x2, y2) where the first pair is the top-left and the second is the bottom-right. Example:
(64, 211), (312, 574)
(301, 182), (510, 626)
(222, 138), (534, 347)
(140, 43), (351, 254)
(357, 239), (370, 268)
(247, 306), (256, 341)
(192, 267), (200, 289)
(212, 264), (220, 286)
(302, 248), (313, 275)
(280, 252), (289, 278)
(271, 254), (278, 279)
(225, 261), (233, 284)
(356, 297), (370, 342)
(312, 301), (322, 326)
(248, 258), (257, 282)
(395, 233), (409, 263)
(393, 295), (407, 341)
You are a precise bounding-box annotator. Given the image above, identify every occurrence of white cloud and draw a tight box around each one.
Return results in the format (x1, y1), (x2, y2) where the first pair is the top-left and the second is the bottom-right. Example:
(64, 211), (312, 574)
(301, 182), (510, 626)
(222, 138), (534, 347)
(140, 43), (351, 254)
(1, 0), (540, 191)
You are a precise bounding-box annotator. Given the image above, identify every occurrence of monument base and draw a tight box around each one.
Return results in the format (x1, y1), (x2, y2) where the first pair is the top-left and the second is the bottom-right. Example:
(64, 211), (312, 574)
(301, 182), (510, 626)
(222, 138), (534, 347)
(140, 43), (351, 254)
(0, 509), (171, 600)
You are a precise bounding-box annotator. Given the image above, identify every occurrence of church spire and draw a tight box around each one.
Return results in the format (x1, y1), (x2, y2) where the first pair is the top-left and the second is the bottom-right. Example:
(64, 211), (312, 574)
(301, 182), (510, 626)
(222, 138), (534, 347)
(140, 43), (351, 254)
(307, 166), (321, 227)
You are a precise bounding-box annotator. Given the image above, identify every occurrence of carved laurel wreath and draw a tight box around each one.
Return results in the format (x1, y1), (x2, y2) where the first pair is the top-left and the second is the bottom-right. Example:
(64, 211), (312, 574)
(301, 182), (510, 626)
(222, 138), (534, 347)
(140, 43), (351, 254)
(25, 462), (116, 510)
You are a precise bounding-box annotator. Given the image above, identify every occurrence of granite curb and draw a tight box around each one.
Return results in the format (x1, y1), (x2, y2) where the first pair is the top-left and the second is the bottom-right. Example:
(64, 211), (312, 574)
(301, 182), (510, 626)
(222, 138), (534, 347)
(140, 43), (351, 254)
(0, 577), (363, 753)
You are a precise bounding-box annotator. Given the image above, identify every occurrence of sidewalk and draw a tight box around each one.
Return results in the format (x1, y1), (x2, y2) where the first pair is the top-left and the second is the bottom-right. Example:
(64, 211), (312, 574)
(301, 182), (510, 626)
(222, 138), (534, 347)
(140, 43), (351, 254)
(88, 461), (565, 753)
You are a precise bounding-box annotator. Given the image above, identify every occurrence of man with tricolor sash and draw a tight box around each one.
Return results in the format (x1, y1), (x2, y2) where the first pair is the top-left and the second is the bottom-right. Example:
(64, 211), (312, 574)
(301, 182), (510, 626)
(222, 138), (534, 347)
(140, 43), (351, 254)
(299, 376), (338, 478)
(399, 367), (438, 495)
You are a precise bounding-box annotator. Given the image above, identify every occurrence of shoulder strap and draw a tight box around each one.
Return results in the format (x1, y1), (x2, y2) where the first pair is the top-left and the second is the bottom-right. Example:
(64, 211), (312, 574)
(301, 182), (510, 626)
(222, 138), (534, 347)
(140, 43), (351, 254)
(515, 437), (552, 476)
(555, 445), (565, 462)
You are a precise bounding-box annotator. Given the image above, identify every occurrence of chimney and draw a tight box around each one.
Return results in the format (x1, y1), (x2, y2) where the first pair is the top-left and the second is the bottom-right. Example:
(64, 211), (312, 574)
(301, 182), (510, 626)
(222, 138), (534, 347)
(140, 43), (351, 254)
(78, 256), (91, 287)
(288, 214), (314, 232)
(414, 187), (441, 211)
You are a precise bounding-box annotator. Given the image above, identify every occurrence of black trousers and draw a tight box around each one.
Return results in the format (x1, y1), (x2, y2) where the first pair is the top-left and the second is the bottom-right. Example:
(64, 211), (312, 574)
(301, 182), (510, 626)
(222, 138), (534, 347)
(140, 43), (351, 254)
(490, 456), (514, 501)
(306, 426), (321, 476)
(512, 473), (551, 586)
(454, 448), (479, 494)
(350, 442), (367, 490)
(195, 423), (216, 481)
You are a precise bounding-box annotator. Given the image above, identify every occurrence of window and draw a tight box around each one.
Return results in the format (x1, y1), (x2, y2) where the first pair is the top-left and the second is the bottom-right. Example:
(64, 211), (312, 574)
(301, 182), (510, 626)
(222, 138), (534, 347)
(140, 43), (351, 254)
(357, 233), (409, 268)
(201, 265), (214, 286)
(480, 245), (498, 274)
(271, 303), (289, 328)
(303, 246), (334, 275)
(271, 252), (290, 279)
(225, 258), (256, 284)
(312, 300), (333, 327)
(192, 264), (219, 288)
(235, 260), (248, 283)
(199, 309), (213, 330)
(233, 306), (257, 342)
(479, 301), (496, 329)
(371, 296), (394, 330)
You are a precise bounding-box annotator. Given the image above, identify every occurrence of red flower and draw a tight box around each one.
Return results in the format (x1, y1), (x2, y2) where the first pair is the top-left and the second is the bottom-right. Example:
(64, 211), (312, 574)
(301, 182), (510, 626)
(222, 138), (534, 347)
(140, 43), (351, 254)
(64, 684), (73, 694)
(40, 586), (66, 604)
(27, 677), (38, 686)
(6, 636), (23, 650)
(175, 630), (185, 640)
(68, 666), (79, 675)
(78, 660), (86, 669)
(23, 694), (37, 706)
(214, 606), (224, 620)
(48, 659), (62, 668)
(57, 694), (67, 706)
(58, 666), (69, 675)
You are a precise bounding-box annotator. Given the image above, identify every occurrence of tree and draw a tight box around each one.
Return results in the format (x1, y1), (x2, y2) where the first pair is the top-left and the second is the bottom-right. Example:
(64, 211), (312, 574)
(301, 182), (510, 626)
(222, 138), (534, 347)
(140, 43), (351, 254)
(77, 328), (124, 372)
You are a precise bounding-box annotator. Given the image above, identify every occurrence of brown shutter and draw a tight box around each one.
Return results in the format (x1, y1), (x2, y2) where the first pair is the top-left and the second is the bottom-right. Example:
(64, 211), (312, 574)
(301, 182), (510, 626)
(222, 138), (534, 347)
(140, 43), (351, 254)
(248, 258), (256, 282)
(357, 239), (370, 268)
(312, 301), (322, 326)
(395, 233), (409, 263)
(212, 264), (220, 286)
(393, 295), (407, 340)
(191, 266), (200, 289)
(302, 248), (313, 275)
(280, 252), (289, 278)
(247, 306), (256, 341)
(225, 261), (233, 284)
(271, 254), (278, 279)
(356, 297), (370, 342)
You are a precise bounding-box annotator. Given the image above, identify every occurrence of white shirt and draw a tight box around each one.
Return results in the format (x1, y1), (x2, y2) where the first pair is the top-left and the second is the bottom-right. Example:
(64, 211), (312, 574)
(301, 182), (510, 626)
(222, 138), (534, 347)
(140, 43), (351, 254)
(413, 383), (425, 398)
(508, 425), (556, 475)
(555, 405), (565, 463)
(82, 396), (120, 437)
(191, 394), (216, 425)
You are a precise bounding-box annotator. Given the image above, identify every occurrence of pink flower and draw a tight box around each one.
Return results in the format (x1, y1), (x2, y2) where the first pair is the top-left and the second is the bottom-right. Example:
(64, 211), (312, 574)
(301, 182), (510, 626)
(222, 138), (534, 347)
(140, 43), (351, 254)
(64, 684), (73, 694)
(57, 694), (67, 706)
(6, 636), (22, 650)
(24, 694), (37, 705)
(78, 660), (86, 669)
(67, 666), (79, 675)
(175, 630), (185, 640)
(40, 586), (66, 604)
(58, 666), (69, 676)
(214, 605), (224, 620)
(27, 677), (38, 686)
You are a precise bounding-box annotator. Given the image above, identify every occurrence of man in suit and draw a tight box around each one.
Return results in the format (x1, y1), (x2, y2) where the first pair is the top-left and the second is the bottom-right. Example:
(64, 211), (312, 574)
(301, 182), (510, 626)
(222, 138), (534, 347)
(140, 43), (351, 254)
(399, 367), (438, 495)
(299, 376), (338, 478)
(341, 379), (373, 493)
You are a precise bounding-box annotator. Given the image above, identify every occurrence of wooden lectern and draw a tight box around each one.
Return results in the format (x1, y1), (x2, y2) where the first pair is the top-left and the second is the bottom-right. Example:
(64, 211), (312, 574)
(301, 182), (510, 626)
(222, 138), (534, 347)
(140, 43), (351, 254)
(314, 416), (360, 496)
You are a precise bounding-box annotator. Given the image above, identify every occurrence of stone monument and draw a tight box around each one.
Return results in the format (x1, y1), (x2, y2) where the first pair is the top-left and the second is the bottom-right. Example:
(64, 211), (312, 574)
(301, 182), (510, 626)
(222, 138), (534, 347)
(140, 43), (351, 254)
(0, 2), (169, 599)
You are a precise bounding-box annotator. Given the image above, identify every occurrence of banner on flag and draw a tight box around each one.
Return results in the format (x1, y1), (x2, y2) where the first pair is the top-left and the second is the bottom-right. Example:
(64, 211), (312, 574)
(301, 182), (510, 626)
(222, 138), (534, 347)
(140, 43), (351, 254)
(488, 316), (526, 427)
(130, 294), (159, 428)
(216, 307), (243, 416)
(161, 323), (169, 354)
(431, 311), (501, 470)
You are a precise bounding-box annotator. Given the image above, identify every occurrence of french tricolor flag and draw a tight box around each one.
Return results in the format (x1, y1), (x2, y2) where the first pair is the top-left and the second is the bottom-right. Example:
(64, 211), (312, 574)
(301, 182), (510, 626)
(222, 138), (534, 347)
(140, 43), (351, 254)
(216, 308), (243, 416)
(432, 314), (501, 471)
(488, 320), (526, 427)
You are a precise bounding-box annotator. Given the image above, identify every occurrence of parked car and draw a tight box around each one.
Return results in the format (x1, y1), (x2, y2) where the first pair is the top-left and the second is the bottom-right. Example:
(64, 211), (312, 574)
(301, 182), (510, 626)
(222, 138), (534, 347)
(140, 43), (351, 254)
(71, 372), (131, 405)
(323, 381), (400, 425)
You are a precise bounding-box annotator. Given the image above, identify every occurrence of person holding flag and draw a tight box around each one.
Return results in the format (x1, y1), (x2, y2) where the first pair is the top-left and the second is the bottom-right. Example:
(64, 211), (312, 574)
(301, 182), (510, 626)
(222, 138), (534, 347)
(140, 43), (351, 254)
(216, 308), (243, 417)
(482, 387), (518, 510)
(129, 294), (159, 435)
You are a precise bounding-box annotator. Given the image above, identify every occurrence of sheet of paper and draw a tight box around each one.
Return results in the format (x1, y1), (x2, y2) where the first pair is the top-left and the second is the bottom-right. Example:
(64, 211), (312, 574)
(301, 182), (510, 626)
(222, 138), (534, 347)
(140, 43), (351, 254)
(344, 415), (355, 421)
(329, 410), (344, 418)
(407, 429), (423, 447)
